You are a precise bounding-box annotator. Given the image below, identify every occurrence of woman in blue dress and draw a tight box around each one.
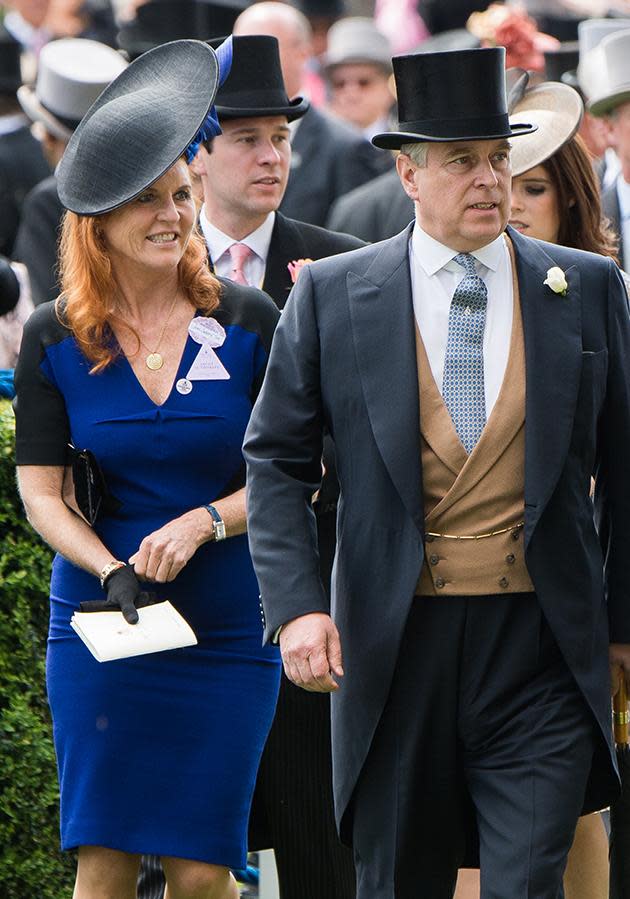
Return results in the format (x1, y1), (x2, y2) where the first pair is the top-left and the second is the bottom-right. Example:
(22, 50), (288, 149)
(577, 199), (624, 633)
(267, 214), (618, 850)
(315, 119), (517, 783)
(13, 40), (281, 899)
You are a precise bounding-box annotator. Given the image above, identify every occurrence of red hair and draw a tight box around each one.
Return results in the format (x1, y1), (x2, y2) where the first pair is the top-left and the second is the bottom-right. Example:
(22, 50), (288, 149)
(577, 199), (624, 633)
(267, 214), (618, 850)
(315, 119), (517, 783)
(57, 209), (220, 373)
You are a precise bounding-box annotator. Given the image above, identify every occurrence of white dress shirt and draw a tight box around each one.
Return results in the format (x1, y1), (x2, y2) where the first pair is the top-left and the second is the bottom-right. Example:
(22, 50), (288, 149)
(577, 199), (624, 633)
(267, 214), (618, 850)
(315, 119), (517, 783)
(199, 207), (275, 289)
(409, 224), (513, 417)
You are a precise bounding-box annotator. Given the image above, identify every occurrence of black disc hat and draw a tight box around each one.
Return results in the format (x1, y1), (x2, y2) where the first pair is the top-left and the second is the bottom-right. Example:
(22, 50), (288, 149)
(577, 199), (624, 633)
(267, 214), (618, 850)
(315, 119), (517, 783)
(209, 35), (309, 122)
(57, 39), (231, 216)
(373, 46), (537, 150)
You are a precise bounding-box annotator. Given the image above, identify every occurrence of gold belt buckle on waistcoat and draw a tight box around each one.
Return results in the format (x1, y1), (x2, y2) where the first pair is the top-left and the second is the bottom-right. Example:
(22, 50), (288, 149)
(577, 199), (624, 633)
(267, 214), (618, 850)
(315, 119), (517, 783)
(425, 522), (525, 541)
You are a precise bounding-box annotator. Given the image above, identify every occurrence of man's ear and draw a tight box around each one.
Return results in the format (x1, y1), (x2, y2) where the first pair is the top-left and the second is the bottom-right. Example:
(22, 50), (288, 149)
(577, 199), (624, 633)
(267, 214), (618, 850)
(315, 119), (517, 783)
(396, 153), (421, 202)
(189, 146), (209, 178)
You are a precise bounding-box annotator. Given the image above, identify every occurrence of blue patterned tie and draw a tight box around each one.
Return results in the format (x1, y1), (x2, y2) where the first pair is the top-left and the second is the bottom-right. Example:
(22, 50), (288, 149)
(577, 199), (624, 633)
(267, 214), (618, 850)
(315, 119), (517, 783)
(442, 253), (488, 453)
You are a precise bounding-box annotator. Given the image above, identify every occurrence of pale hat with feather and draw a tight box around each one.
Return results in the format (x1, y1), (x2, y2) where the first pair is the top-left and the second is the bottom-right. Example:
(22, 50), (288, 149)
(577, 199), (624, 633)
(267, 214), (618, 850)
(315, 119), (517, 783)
(507, 69), (583, 177)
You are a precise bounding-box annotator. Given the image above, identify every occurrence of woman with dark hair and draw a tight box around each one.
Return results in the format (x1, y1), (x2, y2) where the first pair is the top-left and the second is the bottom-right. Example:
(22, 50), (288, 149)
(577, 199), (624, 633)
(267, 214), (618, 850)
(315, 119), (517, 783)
(509, 79), (619, 261)
(13, 39), (281, 899)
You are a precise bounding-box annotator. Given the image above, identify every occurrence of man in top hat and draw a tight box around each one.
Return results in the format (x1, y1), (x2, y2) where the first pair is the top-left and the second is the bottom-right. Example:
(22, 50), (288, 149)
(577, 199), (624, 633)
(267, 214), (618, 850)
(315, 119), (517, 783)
(323, 17), (395, 142)
(189, 32), (362, 899)
(116, 0), (249, 61)
(587, 28), (630, 273)
(234, 1), (391, 228)
(0, 24), (50, 257)
(244, 45), (630, 898)
(13, 37), (127, 305)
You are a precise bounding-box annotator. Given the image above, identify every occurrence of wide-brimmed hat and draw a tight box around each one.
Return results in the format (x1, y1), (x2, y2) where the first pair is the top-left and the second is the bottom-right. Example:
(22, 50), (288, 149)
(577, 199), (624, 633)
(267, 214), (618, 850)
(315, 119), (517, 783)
(0, 25), (22, 95)
(211, 35), (309, 122)
(323, 17), (392, 73)
(57, 39), (229, 215)
(372, 47), (536, 150)
(117, 0), (248, 60)
(18, 38), (127, 142)
(588, 28), (630, 117)
(507, 76), (583, 176)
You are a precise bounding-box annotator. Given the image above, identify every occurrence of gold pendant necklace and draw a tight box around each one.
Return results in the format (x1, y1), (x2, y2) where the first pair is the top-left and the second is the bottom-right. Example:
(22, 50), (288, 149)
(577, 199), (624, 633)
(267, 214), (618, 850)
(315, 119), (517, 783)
(136, 292), (179, 371)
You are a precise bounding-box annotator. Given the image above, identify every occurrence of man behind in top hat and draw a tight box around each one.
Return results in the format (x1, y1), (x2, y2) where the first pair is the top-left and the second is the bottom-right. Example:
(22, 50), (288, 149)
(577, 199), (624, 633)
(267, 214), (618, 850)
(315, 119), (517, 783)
(0, 23), (50, 257)
(189, 33), (363, 899)
(233, 1), (391, 228)
(587, 28), (630, 274)
(244, 45), (630, 898)
(12, 36), (126, 305)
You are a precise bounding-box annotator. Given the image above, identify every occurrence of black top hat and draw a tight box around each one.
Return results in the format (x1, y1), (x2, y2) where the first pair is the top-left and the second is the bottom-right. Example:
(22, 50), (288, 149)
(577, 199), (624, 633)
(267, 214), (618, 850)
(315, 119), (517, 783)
(211, 35), (309, 122)
(117, 0), (248, 59)
(57, 39), (226, 215)
(544, 42), (579, 83)
(0, 26), (23, 95)
(373, 47), (536, 150)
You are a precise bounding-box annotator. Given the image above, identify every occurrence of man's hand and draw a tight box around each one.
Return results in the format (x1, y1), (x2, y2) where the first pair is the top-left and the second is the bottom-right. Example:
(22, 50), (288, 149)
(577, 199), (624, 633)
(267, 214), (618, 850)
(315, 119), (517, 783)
(609, 643), (630, 696)
(280, 612), (344, 693)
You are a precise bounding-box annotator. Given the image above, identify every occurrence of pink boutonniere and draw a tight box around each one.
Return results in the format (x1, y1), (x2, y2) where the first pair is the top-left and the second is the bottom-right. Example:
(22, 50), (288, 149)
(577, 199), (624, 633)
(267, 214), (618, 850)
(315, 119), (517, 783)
(288, 258), (314, 284)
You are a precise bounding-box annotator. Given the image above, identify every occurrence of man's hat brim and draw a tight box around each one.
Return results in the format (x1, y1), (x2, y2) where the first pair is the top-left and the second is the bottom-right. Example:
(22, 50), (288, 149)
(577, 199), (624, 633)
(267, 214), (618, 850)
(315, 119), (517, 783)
(215, 96), (309, 122)
(17, 85), (74, 141)
(589, 86), (630, 117)
(372, 120), (536, 150)
(57, 40), (220, 215)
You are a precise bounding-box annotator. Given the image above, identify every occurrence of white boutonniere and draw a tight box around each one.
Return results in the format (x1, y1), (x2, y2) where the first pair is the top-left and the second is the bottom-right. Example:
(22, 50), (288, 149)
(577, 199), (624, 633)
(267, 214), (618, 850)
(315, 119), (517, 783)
(543, 266), (568, 296)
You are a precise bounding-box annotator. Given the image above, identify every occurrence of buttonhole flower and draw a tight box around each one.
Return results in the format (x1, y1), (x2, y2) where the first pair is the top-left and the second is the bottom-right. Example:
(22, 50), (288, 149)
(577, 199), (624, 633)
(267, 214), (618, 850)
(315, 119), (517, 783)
(543, 266), (568, 296)
(288, 258), (313, 284)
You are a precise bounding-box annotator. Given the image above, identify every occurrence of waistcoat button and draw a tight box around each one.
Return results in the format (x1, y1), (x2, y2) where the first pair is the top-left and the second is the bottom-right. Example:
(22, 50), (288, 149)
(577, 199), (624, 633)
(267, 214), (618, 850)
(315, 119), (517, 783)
(511, 529), (521, 541)
(425, 534), (435, 543)
(499, 576), (509, 588)
(429, 554), (439, 565)
(435, 577), (445, 588)
(506, 554), (515, 565)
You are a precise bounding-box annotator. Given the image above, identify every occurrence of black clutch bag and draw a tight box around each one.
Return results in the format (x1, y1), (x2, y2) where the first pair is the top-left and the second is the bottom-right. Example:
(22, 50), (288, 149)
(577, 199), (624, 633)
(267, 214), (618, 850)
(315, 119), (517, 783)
(68, 445), (122, 525)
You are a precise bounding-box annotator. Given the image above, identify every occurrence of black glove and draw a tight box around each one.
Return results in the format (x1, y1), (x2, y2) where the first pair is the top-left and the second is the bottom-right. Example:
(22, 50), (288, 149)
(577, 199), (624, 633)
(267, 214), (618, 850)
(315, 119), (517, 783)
(80, 566), (156, 625)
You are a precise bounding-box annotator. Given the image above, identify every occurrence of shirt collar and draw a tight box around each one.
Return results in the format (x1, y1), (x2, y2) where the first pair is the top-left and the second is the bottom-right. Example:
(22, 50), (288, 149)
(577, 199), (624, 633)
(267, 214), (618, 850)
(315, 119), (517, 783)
(411, 222), (505, 276)
(199, 208), (276, 263)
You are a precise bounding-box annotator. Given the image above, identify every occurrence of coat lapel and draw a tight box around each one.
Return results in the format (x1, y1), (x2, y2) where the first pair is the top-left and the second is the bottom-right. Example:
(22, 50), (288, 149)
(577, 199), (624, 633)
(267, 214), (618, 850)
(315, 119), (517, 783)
(347, 225), (423, 533)
(508, 228), (583, 546)
(262, 213), (305, 308)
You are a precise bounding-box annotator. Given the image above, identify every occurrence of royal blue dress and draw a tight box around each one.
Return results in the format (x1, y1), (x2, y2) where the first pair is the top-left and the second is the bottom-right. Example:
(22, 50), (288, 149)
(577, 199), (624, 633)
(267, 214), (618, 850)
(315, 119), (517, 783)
(14, 280), (281, 867)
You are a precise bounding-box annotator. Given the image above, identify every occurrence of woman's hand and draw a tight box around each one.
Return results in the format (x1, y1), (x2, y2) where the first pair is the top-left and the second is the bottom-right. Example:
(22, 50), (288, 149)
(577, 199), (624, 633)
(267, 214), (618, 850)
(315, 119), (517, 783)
(81, 565), (146, 624)
(129, 508), (212, 583)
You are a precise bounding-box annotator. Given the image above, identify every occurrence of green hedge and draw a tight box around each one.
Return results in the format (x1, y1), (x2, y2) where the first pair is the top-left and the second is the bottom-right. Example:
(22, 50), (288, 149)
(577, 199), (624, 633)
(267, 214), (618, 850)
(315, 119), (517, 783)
(0, 400), (75, 896)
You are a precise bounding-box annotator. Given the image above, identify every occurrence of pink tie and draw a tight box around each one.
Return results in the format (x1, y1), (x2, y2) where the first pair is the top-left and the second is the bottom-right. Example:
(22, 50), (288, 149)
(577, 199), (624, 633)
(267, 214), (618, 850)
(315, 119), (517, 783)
(228, 243), (253, 286)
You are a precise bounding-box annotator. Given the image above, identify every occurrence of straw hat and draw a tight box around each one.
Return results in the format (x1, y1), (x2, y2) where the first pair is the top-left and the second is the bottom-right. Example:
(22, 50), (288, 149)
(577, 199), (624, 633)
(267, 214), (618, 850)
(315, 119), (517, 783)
(508, 78), (583, 177)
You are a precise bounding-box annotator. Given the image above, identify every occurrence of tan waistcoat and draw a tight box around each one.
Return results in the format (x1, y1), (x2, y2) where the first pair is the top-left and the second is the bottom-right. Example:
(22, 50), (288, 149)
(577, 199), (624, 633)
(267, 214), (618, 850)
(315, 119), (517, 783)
(416, 239), (534, 597)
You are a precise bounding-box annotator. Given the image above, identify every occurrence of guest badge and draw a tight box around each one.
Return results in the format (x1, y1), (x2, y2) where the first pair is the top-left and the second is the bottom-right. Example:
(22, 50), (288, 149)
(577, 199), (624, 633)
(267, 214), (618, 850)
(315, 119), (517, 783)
(188, 317), (226, 347)
(186, 317), (230, 381)
(176, 378), (193, 395)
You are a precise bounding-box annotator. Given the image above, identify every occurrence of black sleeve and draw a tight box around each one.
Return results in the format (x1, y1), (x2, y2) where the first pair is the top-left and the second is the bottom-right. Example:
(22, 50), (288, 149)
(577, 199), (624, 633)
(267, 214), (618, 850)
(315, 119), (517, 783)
(213, 278), (280, 401)
(13, 302), (71, 465)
